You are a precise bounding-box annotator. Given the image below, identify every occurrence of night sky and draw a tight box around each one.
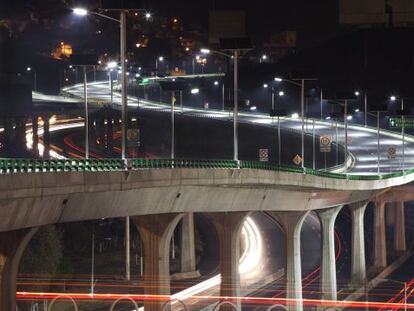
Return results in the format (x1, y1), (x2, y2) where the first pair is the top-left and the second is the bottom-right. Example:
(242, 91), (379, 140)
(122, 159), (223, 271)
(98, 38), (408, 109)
(0, 0), (340, 45)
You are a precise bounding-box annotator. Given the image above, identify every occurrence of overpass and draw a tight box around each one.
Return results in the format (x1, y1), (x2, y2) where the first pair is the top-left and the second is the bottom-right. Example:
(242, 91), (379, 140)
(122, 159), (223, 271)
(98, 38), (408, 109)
(1, 158), (414, 311)
(1, 82), (414, 311)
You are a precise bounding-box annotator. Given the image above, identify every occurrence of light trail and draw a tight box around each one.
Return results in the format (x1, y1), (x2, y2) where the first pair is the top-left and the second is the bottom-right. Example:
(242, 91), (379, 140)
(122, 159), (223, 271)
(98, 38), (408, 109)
(16, 291), (414, 309)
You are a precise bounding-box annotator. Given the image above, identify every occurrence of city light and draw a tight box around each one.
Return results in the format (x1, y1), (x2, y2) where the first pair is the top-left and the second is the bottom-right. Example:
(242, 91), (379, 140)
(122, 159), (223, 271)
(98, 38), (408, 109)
(263, 83), (268, 88)
(107, 61), (117, 69)
(214, 81), (219, 86)
(326, 116), (331, 120)
(355, 108), (360, 112)
(185, 47), (190, 52)
(73, 8), (88, 16)
(292, 113), (299, 118)
(274, 77), (283, 82)
(390, 95), (397, 101)
(347, 115), (353, 120)
(145, 12), (152, 19)
(158, 56), (164, 61)
(200, 48), (211, 54)
(26, 67), (31, 71)
(261, 54), (267, 60)
(250, 106), (257, 111)
(190, 88), (200, 94)
(355, 91), (360, 96)
(278, 91), (285, 96)
(135, 73), (140, 78)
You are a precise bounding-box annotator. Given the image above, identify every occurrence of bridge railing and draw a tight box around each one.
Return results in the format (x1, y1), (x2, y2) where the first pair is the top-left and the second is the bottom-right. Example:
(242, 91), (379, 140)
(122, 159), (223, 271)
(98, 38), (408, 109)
(0, 158), (413, 181)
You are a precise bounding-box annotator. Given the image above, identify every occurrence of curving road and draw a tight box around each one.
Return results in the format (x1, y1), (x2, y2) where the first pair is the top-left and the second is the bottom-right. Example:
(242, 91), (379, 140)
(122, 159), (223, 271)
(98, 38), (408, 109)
(63, 81), (414, 175)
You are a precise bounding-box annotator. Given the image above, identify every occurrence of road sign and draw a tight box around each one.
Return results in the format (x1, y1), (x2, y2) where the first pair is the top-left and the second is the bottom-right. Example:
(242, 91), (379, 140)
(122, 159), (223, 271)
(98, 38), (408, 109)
(387, 147), (397, 159)
(320, 135), (332, 152)
(259, 149), (269, 162)
(389, 117), (414, 129)
(127, 129), (140, 147)
(292, 154), (302, 166)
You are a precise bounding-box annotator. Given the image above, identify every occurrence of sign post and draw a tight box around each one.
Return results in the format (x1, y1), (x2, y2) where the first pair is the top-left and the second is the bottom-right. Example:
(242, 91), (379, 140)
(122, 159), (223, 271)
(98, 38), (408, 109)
(320, 135), (332, 153)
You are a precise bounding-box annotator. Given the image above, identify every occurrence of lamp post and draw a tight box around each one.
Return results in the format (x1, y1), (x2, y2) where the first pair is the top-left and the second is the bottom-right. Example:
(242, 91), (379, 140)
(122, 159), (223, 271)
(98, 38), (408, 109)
(26, 67), (37, 91)
(155, 56), (164, 76)
(74, 6), (150, 283)
(275, 77), (317, 170)
(201, 48), (240, 162)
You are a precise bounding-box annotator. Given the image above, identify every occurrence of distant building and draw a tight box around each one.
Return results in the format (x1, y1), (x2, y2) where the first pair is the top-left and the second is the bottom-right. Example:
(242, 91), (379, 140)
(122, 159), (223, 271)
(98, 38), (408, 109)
(340, 0), (414, 27)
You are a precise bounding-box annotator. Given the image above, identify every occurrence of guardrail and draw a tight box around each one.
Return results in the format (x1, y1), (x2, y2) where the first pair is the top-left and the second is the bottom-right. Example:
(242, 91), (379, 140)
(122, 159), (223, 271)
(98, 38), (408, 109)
(0, 158), (413, 181)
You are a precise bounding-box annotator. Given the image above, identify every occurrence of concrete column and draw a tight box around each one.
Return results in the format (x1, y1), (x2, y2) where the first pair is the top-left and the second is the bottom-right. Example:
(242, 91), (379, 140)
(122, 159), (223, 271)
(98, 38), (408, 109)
(316, 206), (342, 302)
(180, 212), (196, 273)
(132, 213), (184, 311)
(394, 201), (406, 252)
(0, 228), (38, 311)
(42, 115), (50, 159)
(349, 201), (368, 285)
(32, 115), (39, 156)
(386, 202), (396, 226)
(208, 212), (247, 311)
(271, 211), (309, 311)
(373, 201), (387, 268)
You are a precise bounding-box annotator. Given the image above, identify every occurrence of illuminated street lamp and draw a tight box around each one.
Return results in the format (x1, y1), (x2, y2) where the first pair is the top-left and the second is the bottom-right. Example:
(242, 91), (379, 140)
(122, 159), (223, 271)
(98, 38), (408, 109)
(155, 56), (164, 76)
(26, 67), (37, 91)
(200, 47), (246, 162)
(74, 6), (150, 285)
(190, 88), (200, 94)
(278, 91), (284, 96)
(275, 76), (317, 170)
(263, 83), (268, 88)
(390, 95), (397, 101)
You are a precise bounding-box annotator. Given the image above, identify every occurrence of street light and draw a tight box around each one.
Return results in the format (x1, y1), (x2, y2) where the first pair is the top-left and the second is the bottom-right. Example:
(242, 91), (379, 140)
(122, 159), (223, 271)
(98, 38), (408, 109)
(74, 5), (149, 284)
(278, 91), (284, 96)
(190, 88), (200, 94)
(263, 83), (268, 88)
(155, 56), (164, 76)
(73, 7), (88, 16)
(145, 12), (151, 20)
(275, 76), (317, 169)
(200, 47), (240, 162)
(26, 66), (37, 91)
(390, 95), (397, 101)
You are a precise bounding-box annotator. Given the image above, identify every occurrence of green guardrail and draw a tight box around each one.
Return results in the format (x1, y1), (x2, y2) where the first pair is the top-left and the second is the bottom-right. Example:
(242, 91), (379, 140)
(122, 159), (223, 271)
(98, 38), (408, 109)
(0, 158), (412, 182)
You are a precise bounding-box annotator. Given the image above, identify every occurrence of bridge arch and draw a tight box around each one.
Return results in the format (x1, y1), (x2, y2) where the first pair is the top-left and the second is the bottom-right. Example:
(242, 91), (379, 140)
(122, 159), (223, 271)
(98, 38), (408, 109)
(212, 301), (238, 311)
(160, 298), (189, 311)
(109, 296), (139, 311)
(47, 295), (78, 311)
(266, 304), (288, 311)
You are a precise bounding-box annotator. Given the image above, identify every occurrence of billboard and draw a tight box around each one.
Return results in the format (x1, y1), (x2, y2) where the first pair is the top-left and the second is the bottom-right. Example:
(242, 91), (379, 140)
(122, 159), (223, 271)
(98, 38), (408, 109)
(339, 0), (387, 25)
(209, 11), (246, 44)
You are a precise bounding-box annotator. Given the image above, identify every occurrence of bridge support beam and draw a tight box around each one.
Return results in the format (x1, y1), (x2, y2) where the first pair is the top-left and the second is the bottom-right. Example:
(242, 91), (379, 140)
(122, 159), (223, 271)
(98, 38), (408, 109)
(271, 211), (309, 311)
(180, 212), (196, 274)
(394, 201), (406, 252)
(373, 201), (387, 269)
(209, 212), (247, 311)
(349, 201), (368, 286)
(0, 228), (38, 311)
(132, 213), (184, 311)
(316, 206), (342, 303)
